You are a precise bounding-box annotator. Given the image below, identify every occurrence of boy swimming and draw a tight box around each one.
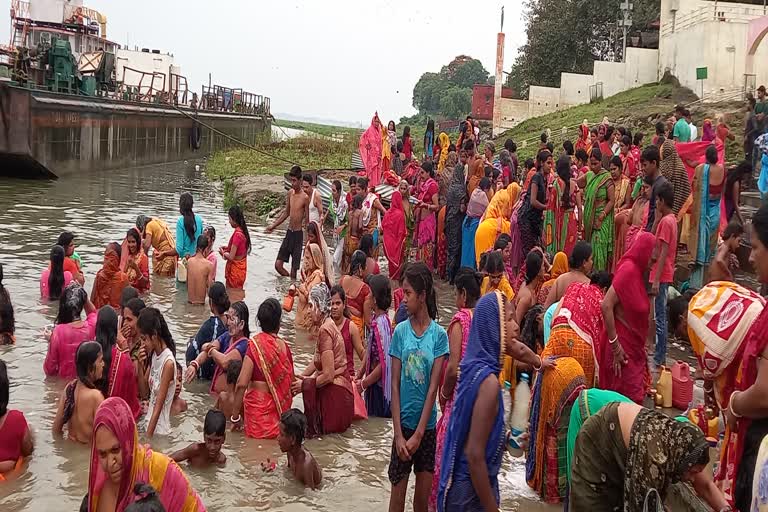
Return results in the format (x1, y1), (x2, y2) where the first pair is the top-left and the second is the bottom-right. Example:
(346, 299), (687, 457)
(278, 409), (321, 489)
(171, 409), (227, 467)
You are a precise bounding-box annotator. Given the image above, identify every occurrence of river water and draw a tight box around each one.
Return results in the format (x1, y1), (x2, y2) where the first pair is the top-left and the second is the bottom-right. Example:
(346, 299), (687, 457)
(0, 163), (553, 511)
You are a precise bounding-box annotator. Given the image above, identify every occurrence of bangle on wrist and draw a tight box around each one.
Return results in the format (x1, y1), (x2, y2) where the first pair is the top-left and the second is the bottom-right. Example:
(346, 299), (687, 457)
(730, 392), (743, 418)
(190, 360), (199, 370)
(230, 415), (241, 423)
(440, 389), (450, 401)
(533, 356), (543, 371)
(609, 335), (618, 345)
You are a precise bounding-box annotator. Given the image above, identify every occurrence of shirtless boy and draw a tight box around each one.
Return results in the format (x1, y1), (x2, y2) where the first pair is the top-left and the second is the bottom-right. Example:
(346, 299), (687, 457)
(266, 165), (310, 279)
(710, 221), (744, 283)
(278, 408), (321, 489)
(186, 235), (213, 304)
(214, 359), (241, 419)
(52, 341), (105, 443)
(171, 409), (227, 467)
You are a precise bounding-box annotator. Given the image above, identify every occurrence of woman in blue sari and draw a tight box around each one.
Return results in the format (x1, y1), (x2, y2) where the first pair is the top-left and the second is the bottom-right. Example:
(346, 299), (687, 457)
(689, 145), (724, 289)
(437, 290), (547, 511)
(460, 178), (490, 270)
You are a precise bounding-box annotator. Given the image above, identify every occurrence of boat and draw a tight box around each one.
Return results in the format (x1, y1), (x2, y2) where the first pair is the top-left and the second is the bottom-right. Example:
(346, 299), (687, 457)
(0, 0), (271, 178)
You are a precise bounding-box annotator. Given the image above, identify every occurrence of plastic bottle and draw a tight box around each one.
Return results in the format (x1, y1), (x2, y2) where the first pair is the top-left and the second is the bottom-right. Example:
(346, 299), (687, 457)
(508, 373), (531, 457)
(657, 366), (673, 408)
(502, 381), (512, 431)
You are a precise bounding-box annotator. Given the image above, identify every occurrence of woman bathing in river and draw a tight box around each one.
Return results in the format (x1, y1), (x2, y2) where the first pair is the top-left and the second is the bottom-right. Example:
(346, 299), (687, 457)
(53, 341), (105, 444)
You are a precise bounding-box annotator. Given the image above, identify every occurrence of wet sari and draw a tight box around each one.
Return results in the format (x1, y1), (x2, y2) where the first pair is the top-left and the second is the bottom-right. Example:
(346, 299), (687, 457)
(243, 333), (294, 439)
(598, 232), (654, 404)
(474, 189), (511, 266)
(88, 398), (204, 512)
(120, 228), (149, 292)
(296, 244), (326, 331)
(144, 218), (177, 276)
(92, 247), (130, 310)
(108, 347), (141, 421)
(224, 227), (248, 289)
(544, 178), (578, 256)
(382, 191), (407, 280)
(437, 293), (505, 512)
(583, 169), (614, 272)
(415, 177), (439, 271)
(445, 161), (467, 282)
(689, 164), (722, 289)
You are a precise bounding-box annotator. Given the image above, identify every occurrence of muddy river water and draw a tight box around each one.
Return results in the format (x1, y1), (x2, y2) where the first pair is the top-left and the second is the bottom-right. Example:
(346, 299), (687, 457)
(0, 163), (555, 511)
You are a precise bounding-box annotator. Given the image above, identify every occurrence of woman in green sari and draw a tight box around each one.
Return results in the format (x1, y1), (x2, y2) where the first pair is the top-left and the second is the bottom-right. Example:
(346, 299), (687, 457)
(397, 179), (415, 261)
(580, 148), (615, 271)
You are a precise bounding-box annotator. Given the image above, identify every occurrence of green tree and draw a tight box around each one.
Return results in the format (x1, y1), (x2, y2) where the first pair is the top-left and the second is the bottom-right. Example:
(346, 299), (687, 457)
(440, 87), (472, 120)
(410, 55), (489, 119)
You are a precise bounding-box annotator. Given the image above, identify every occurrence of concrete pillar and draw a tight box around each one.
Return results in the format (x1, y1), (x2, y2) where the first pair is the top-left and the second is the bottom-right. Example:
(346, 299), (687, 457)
(493, 32), (505, 137)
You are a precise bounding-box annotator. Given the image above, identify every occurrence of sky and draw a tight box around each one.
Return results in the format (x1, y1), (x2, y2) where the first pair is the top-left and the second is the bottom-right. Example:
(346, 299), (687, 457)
(1, 0), (527, 125)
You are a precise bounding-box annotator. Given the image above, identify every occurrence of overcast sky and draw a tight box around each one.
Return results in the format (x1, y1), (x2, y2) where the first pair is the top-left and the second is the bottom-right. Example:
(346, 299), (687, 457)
(1, 0), (526, 125)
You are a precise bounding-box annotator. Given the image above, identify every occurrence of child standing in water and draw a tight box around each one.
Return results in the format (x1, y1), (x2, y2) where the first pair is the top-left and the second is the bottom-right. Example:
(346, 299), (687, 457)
(278, 409), (322, 489)
(388, 262), (448, 512)
(214, 359), (241, 419)
(172, 362), (187, 415)
(171, 409), (227, 467)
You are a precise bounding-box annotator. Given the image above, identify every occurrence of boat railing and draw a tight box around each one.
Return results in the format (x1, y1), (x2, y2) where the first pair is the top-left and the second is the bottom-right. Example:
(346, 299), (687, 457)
(200, 84), (270, 116)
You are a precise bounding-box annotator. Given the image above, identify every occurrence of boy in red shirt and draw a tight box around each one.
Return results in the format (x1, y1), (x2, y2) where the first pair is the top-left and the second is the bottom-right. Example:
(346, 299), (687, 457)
(650, 181), (677, 367)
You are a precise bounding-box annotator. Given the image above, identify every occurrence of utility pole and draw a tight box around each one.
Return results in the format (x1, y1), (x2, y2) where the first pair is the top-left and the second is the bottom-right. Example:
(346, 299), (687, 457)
(620, 1), (634, 62)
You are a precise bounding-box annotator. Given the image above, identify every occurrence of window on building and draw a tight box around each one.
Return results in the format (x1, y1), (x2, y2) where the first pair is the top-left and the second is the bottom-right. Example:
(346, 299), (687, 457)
(485, 94), (491, 104)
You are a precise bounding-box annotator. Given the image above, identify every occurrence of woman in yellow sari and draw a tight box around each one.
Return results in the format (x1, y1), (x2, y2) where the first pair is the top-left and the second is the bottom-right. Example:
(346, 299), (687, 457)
(295, 244), (327, 331)
(537, 252), (568, 305)
(137, 215), (177, 277)
(437, 132), (450, 172)
(610, 156), (632, 272)
(474, 188), (512, 267)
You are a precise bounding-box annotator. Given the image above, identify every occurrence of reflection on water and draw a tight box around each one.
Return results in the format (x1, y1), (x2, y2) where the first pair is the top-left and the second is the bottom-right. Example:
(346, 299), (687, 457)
(0, 163), (553, 511)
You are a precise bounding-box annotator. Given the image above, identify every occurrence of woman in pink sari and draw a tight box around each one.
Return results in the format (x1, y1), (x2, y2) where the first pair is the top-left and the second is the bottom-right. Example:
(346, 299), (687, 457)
(88, 397), (204, 512)
(381, 191), (407, 280)
(95, 306), (141, 421)
(600, 232), (655, 404)
(359, 113), (384, 187)
(414, 161), (440, 271)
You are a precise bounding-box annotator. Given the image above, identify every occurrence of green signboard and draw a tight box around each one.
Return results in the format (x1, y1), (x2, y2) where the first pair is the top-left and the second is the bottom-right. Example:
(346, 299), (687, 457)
(696, 67), (708, 80)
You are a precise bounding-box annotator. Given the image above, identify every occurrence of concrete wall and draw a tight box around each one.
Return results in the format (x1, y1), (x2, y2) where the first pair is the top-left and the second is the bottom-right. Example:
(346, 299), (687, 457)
(593, 61), (628, 99)
(499, 99), (531, 129)
(529, 86), (562, 117)
(559, 73), (593, 107)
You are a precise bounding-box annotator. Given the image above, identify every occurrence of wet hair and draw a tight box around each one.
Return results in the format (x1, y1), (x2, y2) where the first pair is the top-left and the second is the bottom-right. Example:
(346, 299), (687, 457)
(302, 174), (313, 185)
(484, 250), (505, 275)
(76, 341), (102, 388)
(589, 147), (603, 163)
(359, 234), (375, 257)
(641, 145), (660, 166)
(610, 155), (623, 169)
(404, 262), (438, 320)
(454, 267), (483, 307)
(196, 234), (209, 252)
(705, 145), (718, 165)
(494, 233), (512, 251)
(208, 282), (230, 316)
(124, 297), (146, 318)
(333, 179), (342, 193)
(368, 274), (392, 311)
(556, 156), (572, 208)
(204, 225), (216, 244)
(137, 307), (176, 357)
(126, 229), (141, 250)
(524, 250), (543, 284)
(722, 221), (745, 240)
(421, 160), (435, 178)
(281, 408), (307, 446)
(753, 204), (768, 248)
(57, 231), (75, 248)
(350, 250), (367, 276)
(204, 409), (226, 436)
(668, 296), (689, 333)
(229, 301), (251, 338)
(94, 306), (118, 396)
(352, 194), (364, 210)
(478, 177), (492, 191)
(56, 283), (87, 325)
(0, 359), (8, 416)
(575, 149), (588, 163)
(257, 297), (281, 334)
(228, 205), (252, 254)
(289, 165), (303, 179)
(403, 126), (411, 139)
(570, 241), (593, 269)
(120, 286), (139, 309)
(633, 132), (644, 146)
(562, 140), (574, 155)
(179, 192), (197, 243)
(590, 271), (613, 290)
(226, 358), (242, 386)
(48, 245), (66, 301)
(124, 484), (165, 512)
(657, 181), (675, 208)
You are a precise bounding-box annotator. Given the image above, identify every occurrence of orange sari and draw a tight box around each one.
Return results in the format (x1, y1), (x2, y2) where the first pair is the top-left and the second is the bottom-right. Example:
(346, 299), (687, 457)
(92, 248), (130, 310)
(243, 333), (295, 439)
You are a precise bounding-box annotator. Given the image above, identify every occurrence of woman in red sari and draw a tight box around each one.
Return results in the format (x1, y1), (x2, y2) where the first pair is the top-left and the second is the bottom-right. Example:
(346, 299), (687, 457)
(120, 229), (149, 293)
(92, 243), (130, 310)
(95, 306), (141, 421)
(544, 156), (580, 256)
(381, 190), (407, 280)
(600, 231), (655, 404)
(220, 205), (251, 296)
(414, 162), (440, 271)
(232, 298), (294, 439)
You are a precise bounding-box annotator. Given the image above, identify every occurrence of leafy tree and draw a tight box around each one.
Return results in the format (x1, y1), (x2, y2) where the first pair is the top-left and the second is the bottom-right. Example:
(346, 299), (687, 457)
(410, 55), (489, 119)
(508, 0), (660, 99)
(440, 87), (472, 120)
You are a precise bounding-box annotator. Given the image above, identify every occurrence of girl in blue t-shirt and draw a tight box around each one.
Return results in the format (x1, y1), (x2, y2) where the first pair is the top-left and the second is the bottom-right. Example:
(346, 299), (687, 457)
(388, 262), (449, 511)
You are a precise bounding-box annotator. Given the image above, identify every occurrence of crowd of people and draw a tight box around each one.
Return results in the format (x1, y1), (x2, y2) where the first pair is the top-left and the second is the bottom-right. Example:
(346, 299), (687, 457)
(1, 91), (768, 512)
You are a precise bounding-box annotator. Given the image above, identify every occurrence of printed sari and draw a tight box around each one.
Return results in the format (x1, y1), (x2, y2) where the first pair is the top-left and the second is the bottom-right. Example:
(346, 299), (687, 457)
(244, 333), (294, 439)
(689, 163), (722, 289)
(92, 247), (130, 310)
(364, 313), (392, 418)
(474, 189), (511, 266)
(445, 161), (467, 282)
(544, 178), (577, 256)
(120, 228), (149, 292)
(381, 191), (407, 280)
(599, 232), (654, 404)
(88, 397), (204, 512)
(295, 244), (326, 331)
(583, 169), (614, 272)
(145, 218), (177, 276)
(527, 356), (587, 503)
(537, 252), (568, 305)
(224, 227), (248, 289)
(437, 292), (505, 512)
(415, 177), (439, 271)
(108, 347), (141, 421)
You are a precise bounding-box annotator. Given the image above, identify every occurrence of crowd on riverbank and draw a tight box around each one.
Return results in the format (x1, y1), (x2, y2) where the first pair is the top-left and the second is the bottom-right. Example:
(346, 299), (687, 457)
(0, 89), (768, 512)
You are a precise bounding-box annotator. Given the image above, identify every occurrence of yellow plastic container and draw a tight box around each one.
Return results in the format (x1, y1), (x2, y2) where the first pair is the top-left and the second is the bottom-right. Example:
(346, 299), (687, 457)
(657, 366), (673, 408)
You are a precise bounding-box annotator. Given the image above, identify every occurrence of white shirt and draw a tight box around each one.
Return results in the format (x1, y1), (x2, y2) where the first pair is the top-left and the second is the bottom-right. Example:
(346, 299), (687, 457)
(689, 123), (698, 142)
(309, 189), (321, 224)
(147, 348), (175, 436)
